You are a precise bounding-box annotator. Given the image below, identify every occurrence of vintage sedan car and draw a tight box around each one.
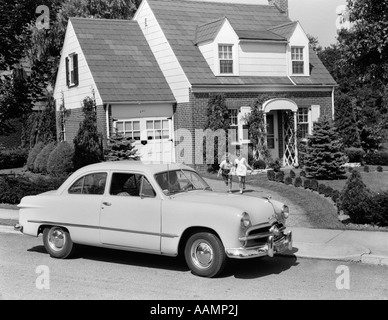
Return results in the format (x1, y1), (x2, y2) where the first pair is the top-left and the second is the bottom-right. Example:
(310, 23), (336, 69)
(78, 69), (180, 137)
(15, 161), (292, 277)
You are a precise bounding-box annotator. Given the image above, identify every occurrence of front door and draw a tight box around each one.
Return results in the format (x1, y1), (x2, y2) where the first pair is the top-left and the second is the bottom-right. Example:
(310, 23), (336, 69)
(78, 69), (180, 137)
(99, 172), (161, 253)
(267, 112), (279, 160)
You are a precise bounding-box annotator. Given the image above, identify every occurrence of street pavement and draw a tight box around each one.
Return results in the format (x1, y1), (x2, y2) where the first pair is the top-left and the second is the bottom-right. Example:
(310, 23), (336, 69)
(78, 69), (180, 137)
(1, 177), (387, 266)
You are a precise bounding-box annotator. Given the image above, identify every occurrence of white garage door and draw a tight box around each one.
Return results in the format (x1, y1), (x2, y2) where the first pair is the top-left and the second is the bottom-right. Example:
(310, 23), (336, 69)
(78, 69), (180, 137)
(114, 117), (174, 163)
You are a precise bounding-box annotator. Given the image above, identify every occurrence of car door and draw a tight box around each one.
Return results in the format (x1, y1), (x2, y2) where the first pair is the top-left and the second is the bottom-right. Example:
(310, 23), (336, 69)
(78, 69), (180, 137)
(99, 171), (162, 253)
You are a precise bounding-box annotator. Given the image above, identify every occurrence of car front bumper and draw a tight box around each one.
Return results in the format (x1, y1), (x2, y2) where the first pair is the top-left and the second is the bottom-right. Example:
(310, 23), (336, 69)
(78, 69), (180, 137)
(225, 231), (292, 259)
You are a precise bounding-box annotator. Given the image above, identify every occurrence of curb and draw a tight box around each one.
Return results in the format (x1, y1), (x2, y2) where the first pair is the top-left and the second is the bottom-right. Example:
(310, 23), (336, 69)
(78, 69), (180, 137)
(0, 225), (21, 235)
(361, 254), (388, 266)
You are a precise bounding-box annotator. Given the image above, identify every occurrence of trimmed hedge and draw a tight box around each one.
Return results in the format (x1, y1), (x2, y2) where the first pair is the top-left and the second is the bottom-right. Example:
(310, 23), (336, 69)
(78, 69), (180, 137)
(294, 177), (302, 188)
(289, 170), (296, 179)
(284, 176), (293, 185)
(0, 175), (65, 205)
(303, 179), (311, 189)
(267, 170), (275, 181)
(253, 159), (266, 170)
(344, 147), (365, 163)
(363, 165), (369, 173)
(26, 142), (45, 171)
(365, 151), (388, 166)
(310, 179), (319, 191)
(318, 183), (327, 195)
(0, 148), (28, 170)
(47, 141), (74, 177)
(377, 166), (383, 172)
(275, 171), (285, 183)
(34, 142), (56, 173)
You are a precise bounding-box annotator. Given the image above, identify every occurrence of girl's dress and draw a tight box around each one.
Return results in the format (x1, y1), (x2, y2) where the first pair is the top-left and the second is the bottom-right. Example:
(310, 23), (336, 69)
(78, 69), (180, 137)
(235, 158), (247, 177)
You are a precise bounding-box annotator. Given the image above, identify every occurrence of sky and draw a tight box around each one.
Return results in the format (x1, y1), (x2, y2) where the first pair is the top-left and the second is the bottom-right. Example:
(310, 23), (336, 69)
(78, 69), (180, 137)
(194, 0), (348, 47)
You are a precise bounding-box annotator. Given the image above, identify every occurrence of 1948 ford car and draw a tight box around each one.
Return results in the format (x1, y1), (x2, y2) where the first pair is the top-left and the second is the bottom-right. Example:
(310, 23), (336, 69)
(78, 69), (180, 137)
(15, 161), (292, 277)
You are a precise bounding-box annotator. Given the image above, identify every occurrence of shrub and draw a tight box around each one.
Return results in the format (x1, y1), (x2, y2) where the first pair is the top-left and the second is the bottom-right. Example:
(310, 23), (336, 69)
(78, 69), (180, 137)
(344, 147), (365, 163)
(318, 183), (327, 195)
(363, 165), (369, 173)
(348, 166), (353, 173)
(275, 171), (285, 183)
(33, 142), (56, 173)
(365, 151), (388, 166)
(0, 148), (28, 170)
(338, 170), (374, 224)
(324, 186), (334, 198)
(72, 97), (104, 170)
(284, 176), (293, 185)
(303, 179), (311, 189)
(331, 190), (340, 204)
(26, 142), (45, 171)
(300, 170), (306, 177)
(294, 177), (302, 187)
(289, 170), (296, 179)
(310, 179), (319, 191)
(377, 166), (383, 172)
(268, 160), (281, 172)
(47, 141), (74, 177)
(0, 175), (65, 205)
(371, 192), (388, 226)
(253, 159), (266, 170)
(267, 170), (275, 181)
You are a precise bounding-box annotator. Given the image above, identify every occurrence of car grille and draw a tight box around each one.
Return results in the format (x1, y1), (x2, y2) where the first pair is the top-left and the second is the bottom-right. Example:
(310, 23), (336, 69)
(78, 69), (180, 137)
(244, 222), (285, 248)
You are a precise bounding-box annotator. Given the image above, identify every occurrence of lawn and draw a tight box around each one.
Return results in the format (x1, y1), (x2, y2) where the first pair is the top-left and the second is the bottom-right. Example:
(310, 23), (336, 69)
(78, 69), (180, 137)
(201, 164), (388, 231)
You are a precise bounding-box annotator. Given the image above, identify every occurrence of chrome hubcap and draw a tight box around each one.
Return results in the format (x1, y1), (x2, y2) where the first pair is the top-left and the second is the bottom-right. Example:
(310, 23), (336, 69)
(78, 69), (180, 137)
(48, 228), (65, 251)
(191, 240), (213, 269)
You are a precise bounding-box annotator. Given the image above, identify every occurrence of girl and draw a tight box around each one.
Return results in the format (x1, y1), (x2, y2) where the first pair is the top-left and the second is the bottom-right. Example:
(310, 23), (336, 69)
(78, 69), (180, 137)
(234, 150), (253, 194)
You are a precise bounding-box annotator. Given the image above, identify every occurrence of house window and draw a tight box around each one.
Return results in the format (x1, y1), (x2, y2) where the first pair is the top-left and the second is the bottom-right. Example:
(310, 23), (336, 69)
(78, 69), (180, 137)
(229, 109), (238, 142)
(66, 53), (79, 87)
(219, 45), (233, 74)
(115, 120), (141, 140)
(297, 108), (309, 139)
(146, 120), (169, 140)
(291, 47), (304, 74)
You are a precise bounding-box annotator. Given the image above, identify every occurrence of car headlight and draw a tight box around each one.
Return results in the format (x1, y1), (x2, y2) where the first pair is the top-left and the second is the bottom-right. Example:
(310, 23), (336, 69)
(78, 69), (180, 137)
(281, 205), (289, 220)
(240, 212), (252, 229)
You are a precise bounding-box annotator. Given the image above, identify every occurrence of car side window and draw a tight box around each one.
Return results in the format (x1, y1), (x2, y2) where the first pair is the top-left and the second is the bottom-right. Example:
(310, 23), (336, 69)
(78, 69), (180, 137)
(68, 173), (107, 195)
(110, 173), (155, 197)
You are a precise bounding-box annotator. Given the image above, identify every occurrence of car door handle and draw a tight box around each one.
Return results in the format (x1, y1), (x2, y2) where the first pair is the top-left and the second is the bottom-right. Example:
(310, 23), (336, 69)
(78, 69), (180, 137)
(102, 202), (112, 206)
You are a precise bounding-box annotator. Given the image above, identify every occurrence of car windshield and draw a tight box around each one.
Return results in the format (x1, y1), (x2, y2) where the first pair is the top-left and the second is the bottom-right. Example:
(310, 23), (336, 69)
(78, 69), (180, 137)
(155, 170), (211, 194)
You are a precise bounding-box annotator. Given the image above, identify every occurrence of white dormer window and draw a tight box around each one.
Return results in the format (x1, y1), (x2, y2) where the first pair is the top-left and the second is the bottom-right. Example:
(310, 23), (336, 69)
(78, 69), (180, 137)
(291, 47), (304, 75)
(219, 45), (233, 74)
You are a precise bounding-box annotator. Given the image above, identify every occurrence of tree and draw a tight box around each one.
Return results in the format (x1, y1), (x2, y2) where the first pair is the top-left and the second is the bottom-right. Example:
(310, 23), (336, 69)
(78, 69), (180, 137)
(72, 96), (104, 170)
(105, 129), (139, 161)
(204, 94), (230, 169)
(304, 116), (347, 179)
(245, 95), (275, 163)
(334, 94), (361, 148)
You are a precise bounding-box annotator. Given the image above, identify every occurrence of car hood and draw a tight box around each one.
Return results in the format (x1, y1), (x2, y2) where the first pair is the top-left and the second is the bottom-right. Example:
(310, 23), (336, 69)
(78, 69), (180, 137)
(170, 190), (282, 225)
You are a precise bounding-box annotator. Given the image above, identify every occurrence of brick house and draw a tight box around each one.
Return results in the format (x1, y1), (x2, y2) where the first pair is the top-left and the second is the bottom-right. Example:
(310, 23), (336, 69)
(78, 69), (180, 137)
(54, 0), (336, 166)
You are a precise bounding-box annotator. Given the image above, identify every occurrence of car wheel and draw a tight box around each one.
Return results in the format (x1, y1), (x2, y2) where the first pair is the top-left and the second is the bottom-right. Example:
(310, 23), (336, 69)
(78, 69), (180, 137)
(43, 226), (75, 259)
(184, 232), (226, 278)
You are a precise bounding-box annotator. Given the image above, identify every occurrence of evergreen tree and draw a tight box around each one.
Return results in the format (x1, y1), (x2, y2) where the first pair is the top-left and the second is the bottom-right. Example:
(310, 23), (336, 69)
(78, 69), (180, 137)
(204, 94), (230, 169)
(105, 129), (139, 161)
(72, 96), (104, 170)
(334, 94), (361, 148)
(304, 116), (347, 179)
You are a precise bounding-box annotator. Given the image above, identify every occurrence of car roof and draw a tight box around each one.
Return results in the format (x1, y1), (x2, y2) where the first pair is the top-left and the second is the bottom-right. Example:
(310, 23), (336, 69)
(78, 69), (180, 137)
(73, 161), (194, 176)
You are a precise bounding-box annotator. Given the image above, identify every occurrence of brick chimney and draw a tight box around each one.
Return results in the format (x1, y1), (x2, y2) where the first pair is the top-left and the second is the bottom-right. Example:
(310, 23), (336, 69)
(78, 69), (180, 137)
(268, 0), (288, 16)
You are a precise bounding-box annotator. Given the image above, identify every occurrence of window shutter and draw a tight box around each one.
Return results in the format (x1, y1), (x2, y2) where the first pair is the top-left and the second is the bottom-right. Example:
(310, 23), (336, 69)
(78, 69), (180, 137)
(65, 57), (69, 87)
(73, 54), (79, 86)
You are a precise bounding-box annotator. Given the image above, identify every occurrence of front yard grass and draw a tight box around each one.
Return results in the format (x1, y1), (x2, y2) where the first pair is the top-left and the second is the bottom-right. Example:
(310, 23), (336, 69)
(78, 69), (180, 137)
(201, 171), (345, 230)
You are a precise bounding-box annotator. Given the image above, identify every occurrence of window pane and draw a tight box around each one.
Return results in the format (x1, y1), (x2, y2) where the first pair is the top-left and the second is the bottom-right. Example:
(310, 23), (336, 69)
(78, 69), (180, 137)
(162, 130), (169, 139)
(125, 122), (132, 131)
(155, 130), (162, 140)
(133, 131), (141, 140)
(133, 121), (140, 131)
(116, 122), (124, 132)
(154, 120), (161, 130)
(146, 121), (153, 130)
(162, 120), (169, 129)
(147, 131), (154, 140)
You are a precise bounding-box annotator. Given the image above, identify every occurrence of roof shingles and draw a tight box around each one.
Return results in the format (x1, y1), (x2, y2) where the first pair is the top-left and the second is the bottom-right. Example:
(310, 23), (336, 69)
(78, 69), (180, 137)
(70, 18), (175, 103)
